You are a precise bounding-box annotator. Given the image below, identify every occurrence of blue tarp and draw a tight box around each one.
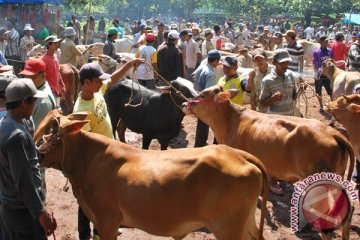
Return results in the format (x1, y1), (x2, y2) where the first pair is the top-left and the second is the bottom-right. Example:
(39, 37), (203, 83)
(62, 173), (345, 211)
(344, 13), (360, 25)
(1, 0), (61, 4)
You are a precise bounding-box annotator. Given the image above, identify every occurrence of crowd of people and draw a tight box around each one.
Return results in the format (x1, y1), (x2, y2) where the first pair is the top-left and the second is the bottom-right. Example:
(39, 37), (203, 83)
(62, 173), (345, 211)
(0, 13), (359, 240)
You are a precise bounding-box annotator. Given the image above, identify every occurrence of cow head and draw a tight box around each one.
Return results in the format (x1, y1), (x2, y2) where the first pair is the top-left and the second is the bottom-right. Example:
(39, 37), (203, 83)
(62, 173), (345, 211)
(182, 85), (238, 115)
(88, 42), (104, 57)
(321, 59), (345, 78)
(94, 54), (118, 73)
(326, 94), (360, 114)
(27, 44), (46, 57)
(34, 110), (89, 170)
(170, 77), (198, 99)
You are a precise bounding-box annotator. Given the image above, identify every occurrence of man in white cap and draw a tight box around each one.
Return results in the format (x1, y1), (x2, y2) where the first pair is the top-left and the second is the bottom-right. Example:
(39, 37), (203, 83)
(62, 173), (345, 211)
(60, 27), (83, 67)
(0, 78), (57, 239)
(20, 24), (35, 62)
(201, 28), (214, 58)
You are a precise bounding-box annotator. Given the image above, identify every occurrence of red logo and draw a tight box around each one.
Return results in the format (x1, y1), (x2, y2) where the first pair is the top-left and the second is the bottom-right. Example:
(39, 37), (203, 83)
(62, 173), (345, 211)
(300, 182), (351, 230)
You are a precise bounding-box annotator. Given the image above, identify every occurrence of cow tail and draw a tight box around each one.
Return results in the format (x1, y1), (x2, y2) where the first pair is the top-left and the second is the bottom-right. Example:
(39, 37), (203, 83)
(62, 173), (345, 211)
(333, 132), (355, 182)
(245, 157), (268, 240)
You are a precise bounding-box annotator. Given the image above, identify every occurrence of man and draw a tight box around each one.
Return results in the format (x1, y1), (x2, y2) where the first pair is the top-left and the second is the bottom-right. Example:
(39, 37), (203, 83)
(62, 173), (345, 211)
(157, 30), (184, 82)
(5, 22), (20, 73)
(0, 78), (57, 239)
(285, 30), (304, 73)
(154, 22), (165, 49)
(60, 27), (83, 67)
(259, 27), (272, 50)
(213, 25), (222, 50)
(201, 28), (214, 58)
(103, 27), (118, 60)
(124, 18), (131, 35)
(179, 30), (188, 74)
(185, 31), (201, 81)
(218, 56), (248, 106)
(328, 27), (336, 41)
(42, 36), (64, 101)
(273, 32), (284, 50)
(37, 22), (49, 43)
(0, 75), (15, 117)
(348, 32), (360, 72)
(135, 33), (157, 89)
(347, 31), (357, 48)
(315, 26), (325, 40)
(191, 23), (203, 48)
(242, 22), (252, 48)
(20, 24), (35, 63)
(83, 16), (95, 44)
(74, 58), (143, 240)
(313, 35), (333, 112)
(193, 50), (220, 147)
(113, 18), (123, 39)
(69, 15), (81, 45)
(330, 32), (348, 70)
(260, 49), (301, 195)
(304, 24), (314, 41)
(247, 48), (274, 112)
(98, 16), (106, 33)
(223, 24), (234, 43)
(0, 27), (9, 54)
(132, 24), (146, 54)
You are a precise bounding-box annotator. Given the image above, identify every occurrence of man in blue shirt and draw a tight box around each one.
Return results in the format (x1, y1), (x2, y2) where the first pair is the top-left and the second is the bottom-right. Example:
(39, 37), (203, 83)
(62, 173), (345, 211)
(193, 50), (220, 147)
(313, 35), (333, 112)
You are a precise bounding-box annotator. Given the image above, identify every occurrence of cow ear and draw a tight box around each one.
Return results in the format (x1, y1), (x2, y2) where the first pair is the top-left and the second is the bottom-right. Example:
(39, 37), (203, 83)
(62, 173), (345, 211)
(216, 91), (231, 103)
(61, 120), (90, 135)
(67, 112), (89, 121)
(348, 103), (360, 113)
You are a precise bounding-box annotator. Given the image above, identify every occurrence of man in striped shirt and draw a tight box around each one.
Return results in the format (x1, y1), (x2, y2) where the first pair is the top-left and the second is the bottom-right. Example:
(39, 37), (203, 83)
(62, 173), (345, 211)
(5, 22), (20, 74)
(285, 30), (304, 73)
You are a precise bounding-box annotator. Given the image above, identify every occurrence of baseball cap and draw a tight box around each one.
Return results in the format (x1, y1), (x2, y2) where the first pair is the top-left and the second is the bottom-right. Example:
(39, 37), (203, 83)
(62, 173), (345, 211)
(204, 28), (213, 35)
(64, 27), (76, 37)
(139, 24), (146, 30)
(145, 33), (156, 41)
(79, 62), (111, 81)
(19, 58), (46, 76)
(5, 78), (47, 103)
(207, 50), (221, 59)
(318, 35), (329, 42)
(108, 27), (118, 35)
(0, 74), (16, 95)
(252, 48), (267, 59)
(285, 30), (296, 38)
(273, 32), (283, 38)
(0, 27), (10, 35)
(222, 56), (238, 67)
(168, 30), (179, 39)
(273, 49), (292, 63)
(180, 30), (190, 36)
(44, 35), (63, 44)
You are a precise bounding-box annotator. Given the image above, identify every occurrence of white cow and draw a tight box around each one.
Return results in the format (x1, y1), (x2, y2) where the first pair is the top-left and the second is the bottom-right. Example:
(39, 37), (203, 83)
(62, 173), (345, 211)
(114, 38), (133, 53)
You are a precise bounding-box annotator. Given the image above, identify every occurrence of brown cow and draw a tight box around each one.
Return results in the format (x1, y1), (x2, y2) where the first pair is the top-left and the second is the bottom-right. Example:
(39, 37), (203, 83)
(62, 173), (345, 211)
(321, 59), (360, 100)
(59, 63), (80, 114)
(326, 94), (360, 158)
(182, 85), (355, 239)
(34, 110), (268, 240)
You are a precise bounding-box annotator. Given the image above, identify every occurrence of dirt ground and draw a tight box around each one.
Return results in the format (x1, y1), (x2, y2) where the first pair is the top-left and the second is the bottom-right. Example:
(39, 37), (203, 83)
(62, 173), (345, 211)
(45, 70), (360, 240)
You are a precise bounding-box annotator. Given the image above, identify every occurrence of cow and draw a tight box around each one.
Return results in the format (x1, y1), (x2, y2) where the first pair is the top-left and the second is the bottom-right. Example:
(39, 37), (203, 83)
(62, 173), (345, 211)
(90, 54), (118, 73)
(326, 94), (360, 158)
(298, 39), (320, 66)
(34, 110), (269, 240)
(115, 52), (136, 79)
(114, 38), (133, 53)
(321, 59), (360, 101)
(59, 63), (80, 114)
(182, 85), (355, 240)
(105, 78), (198, 150)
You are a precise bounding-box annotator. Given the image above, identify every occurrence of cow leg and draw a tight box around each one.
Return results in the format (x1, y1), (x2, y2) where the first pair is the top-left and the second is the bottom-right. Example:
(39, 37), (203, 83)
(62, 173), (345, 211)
(142, 135), (152, 149)
(116, 120), (127, 142)
(173, 235), (187, 240)
(158, 138), (169, 150)
(341, 205), (354, 240)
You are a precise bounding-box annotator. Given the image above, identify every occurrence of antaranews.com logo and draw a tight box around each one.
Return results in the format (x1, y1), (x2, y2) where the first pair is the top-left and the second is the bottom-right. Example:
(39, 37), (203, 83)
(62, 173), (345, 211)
(290, 172), (358, 232)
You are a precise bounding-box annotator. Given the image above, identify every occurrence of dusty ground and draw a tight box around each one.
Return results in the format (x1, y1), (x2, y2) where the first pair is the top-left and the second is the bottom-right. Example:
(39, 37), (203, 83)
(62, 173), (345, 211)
(45, 70), (360, 240)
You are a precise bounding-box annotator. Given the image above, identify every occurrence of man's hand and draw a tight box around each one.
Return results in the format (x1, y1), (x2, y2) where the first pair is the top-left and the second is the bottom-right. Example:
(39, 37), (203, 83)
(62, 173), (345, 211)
(271, 91), (283, 103)
(39, 210), (57, 236)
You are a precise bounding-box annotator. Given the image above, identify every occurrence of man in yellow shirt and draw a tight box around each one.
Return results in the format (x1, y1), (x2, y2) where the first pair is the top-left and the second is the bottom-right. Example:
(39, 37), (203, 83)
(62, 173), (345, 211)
(73, 57), (143, 240)
(217, 56), (249, 105)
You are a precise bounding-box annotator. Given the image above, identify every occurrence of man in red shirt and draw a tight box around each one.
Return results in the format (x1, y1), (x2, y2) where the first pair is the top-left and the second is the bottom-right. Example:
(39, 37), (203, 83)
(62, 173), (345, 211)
(330, 32), (348, 69)
(42, 36), (64, 103)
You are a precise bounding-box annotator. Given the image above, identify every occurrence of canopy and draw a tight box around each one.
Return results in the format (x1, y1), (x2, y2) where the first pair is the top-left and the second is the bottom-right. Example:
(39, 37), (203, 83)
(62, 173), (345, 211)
(1, 0), (61, 4)
(343, 13), (360, 25)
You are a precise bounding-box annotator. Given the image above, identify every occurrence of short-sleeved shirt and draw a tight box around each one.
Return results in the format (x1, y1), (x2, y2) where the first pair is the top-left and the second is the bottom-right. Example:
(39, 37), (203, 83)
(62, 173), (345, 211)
(330, 41), (348, 69)
(136, 45), (157, 80)
(42, 54), (61, 95)
(218, 74), (246, 105)
(33, 82), (57, 128)
(60, 38), (82, 66)
(73, 81), (113, 139)
(312, 47), (333, 70)
(250, 64), (274, 112)
(286, 42), (304, 72)
(260, 69), (296, 116)
(201, 40), (214, 58)
(185, 38), (201, 69)
(19, 35), (35, 62)
(193, 62), (217, 91)
(38, 27), (50, 41)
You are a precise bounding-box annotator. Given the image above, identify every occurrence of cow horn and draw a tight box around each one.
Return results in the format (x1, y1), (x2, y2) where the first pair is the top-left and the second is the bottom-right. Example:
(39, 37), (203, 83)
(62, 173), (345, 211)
(342, 94), (351, 101)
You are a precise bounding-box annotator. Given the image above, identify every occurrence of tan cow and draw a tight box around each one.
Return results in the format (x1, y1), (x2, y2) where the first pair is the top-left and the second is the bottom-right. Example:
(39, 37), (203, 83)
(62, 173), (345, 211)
(182, 85), (355, 239)
(298, 39), (320, 66)
(34, 110), (268, 240)
(91, 54), (118, 73)
(326, 94), (360, 158)
(59, 64), (80, 114)
(321, 59), (360, 100)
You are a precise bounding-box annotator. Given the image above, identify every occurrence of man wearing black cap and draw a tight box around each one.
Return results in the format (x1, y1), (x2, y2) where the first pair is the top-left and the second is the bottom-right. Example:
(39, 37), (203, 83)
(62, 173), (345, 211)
(0, 78), (57, 239)
(74, 58), (143, 240)
(313, 35), (333, 112)
(193, 49), (221, 147)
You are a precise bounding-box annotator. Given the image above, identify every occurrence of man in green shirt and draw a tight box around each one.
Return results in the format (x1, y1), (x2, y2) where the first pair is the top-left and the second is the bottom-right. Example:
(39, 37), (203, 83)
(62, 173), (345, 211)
(37, 22), (49, 44)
